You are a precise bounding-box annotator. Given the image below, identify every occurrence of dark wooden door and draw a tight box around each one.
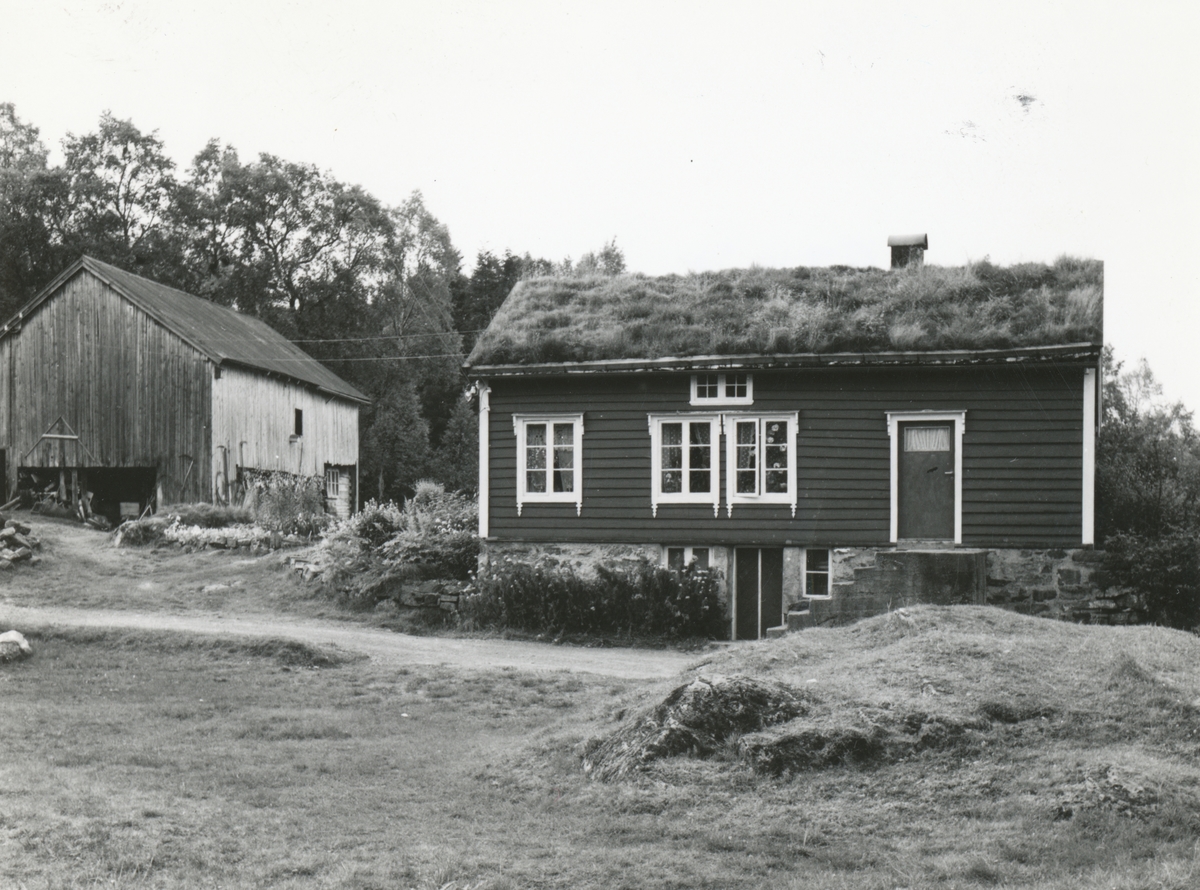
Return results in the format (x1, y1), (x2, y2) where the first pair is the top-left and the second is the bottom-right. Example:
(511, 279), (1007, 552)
(898, 422), (954, 539)
(734, 548), (785, 640)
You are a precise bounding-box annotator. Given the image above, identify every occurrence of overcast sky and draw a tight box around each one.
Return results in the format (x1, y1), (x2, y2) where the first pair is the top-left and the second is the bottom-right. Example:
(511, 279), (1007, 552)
(3, 1), (1197, 408)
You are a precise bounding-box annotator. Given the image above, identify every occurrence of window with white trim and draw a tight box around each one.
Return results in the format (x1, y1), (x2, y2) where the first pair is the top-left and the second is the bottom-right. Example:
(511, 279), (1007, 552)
(513, 414), (584, 515)
(649, 414), (720, 516)
(665, 546), (711, 572)
(690, 373), (753, 406)
(724, 413), (798, 515)
(803, 548), (831, 599)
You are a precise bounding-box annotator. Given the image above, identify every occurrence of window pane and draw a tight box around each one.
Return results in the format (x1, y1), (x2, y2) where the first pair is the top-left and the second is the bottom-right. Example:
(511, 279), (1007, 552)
(904, 426), (950, 452)
(661, 422), (683, 493)
(807, 549), (829, 572)
(736, 421), (757, 494)
(689, 422), (711, 492)
(691, 547), (710, 569)
(552, 423), (574, 493)
(526, 423), (547, 492)
(764, 420), (788, 493)
(667, 547), (685, 571)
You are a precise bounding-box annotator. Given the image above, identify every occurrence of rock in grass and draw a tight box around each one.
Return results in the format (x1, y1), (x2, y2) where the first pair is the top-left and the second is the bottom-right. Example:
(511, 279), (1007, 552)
(0, 558), (12, 571)
(4, 519), (31, 535)
(0, 629), (33, 663)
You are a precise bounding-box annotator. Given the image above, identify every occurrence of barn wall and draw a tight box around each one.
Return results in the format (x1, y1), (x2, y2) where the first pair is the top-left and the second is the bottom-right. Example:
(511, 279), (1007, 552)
(0, 270), (212, 503)
(483, 364), (1088, 549)
(211, 366), (358, 500)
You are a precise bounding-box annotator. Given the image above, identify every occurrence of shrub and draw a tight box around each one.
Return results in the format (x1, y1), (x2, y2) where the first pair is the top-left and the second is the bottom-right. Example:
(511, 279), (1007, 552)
(251, 472), (331, 537)
(1103, 531), (1200, 631)
(317, 482), (478, 608)
(460, 559), (726, 640)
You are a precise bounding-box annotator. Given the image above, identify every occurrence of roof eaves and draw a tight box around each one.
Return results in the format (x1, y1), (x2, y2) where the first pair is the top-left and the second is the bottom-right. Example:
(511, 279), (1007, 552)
(467, 343), (1102, 377)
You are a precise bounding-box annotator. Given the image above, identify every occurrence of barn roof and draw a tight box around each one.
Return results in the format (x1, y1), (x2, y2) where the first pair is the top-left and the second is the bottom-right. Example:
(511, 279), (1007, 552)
(3, 257), (369, 404)
(465, 257), (1103, 371)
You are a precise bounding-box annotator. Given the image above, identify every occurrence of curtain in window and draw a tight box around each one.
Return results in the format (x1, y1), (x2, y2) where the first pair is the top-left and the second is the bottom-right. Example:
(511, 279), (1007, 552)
(904, 426), (950, 452)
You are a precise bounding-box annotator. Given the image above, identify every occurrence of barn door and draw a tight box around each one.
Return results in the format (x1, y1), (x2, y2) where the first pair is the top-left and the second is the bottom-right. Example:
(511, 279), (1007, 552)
(898, 422), (954, 539)
(734, 548), (784, 640)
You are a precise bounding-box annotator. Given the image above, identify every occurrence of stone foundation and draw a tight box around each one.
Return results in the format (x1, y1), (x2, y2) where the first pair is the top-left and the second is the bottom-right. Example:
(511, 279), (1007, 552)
(983, 547), (1136, 624)
(480, 540), (664, 577)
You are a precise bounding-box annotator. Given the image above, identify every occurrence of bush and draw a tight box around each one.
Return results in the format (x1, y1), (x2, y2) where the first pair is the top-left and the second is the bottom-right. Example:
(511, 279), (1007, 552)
(1104, 531), (1200, 631)
(317, 482), (478, 608)
(251, 472), (331, 537)
(459, 559), (726, 640)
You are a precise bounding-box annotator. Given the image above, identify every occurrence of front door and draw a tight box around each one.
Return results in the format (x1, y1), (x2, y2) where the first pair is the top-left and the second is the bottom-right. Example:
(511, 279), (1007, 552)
(898, 422), (954, 539)
(734, 548), (784, 640)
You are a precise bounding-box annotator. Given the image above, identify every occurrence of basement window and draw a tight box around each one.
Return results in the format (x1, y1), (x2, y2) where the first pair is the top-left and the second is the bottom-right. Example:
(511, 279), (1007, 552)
(294, 409), (304, 438)
(666, 546), (710, 572)
(803, 549), (831, 599)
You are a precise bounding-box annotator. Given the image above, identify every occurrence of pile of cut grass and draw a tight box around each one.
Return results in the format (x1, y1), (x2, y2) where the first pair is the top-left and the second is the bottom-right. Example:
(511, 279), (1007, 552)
(467, 257), (1103, 366)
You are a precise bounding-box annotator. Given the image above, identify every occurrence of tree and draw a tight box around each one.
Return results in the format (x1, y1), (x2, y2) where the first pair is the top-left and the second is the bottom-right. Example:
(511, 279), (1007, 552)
(60, 112), (183, 281)
(1096, 349), (1200, 540)
(430, 390), (478, 493)
(361, 382), (431, 502)
(0, 103), (66, 317)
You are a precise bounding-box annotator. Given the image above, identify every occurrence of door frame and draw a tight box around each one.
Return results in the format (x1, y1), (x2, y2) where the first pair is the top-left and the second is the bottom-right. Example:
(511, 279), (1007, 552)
(732, 547), (785, 640)
(887, 410), (965, 543)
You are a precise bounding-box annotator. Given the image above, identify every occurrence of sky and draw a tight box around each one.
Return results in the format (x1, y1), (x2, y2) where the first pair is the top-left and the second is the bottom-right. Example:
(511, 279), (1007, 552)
(2, 1), (1198, 408)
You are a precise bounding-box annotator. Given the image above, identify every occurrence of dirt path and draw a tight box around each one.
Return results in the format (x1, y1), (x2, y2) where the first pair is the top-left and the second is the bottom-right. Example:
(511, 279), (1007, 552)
(0, 515), (704, 679)
(2, 604), (695, 678)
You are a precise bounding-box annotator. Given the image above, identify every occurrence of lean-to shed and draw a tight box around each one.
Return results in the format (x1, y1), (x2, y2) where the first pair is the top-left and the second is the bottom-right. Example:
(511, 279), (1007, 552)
(0, 257), (368, 519)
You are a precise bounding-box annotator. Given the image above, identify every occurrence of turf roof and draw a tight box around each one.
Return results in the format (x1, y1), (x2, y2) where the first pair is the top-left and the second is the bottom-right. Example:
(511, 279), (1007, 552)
(466, 257), (1103, 368)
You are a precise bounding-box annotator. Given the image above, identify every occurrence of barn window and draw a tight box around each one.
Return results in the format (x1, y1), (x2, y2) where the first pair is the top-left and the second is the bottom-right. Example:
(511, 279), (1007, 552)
(294, 409), (304, 437)
(512, 414), (584, 516)
(724, 413), (798, 516)
(325, 468), (340, 498)
(690, 373), (753, 406)
(648, 414), (720, 516)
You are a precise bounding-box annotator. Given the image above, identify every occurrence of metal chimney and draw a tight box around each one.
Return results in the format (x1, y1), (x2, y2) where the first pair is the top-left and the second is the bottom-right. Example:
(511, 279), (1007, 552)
(888, 233), (928, 269)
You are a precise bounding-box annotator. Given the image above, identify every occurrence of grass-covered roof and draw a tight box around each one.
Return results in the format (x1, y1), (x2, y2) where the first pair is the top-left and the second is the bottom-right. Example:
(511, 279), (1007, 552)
(466, 257), (1102, 368)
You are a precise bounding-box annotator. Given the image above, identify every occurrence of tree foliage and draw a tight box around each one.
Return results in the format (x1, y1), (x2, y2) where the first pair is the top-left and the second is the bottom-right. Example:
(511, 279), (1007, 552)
(1097, 348), (1200, 630)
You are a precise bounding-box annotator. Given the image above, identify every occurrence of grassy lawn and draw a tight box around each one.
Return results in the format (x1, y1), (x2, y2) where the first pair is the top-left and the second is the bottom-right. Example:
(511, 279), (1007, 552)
(4, 610), (1200, 889)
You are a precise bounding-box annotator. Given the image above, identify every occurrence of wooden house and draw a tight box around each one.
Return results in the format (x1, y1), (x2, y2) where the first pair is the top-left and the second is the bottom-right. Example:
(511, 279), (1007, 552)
(465, 243), (1103, 638)
(0, 257), (368, 519)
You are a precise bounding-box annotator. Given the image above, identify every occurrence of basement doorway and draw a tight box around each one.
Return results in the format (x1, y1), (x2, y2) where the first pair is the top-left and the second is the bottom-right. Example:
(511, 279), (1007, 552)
(733, 547), (784, 640)
(18, 466), (157, 522)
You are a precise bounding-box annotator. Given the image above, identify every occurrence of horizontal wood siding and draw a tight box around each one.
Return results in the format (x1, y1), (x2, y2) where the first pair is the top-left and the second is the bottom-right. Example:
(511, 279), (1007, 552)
(0, 271), (212, 502)
(211, 366), (359, 490)
(485, 365), (1086, 548)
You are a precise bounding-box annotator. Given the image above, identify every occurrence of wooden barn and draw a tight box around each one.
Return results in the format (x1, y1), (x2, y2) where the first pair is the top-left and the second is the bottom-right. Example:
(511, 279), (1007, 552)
(0, 257), (368, 519)
(465, 241), (1104, 638)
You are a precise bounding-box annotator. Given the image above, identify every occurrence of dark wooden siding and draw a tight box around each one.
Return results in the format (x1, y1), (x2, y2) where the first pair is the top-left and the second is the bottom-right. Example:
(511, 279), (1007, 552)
(485, 364), (1086, 548)
(0, 270), (212, 502)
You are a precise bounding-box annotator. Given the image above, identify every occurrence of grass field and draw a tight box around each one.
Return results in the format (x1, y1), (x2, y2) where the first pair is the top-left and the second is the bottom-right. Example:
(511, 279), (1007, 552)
(4, 608), (1199, 889)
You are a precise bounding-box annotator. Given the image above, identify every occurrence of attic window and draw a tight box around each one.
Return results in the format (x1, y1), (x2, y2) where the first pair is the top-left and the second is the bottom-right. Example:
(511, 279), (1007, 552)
(690, 373), (753, 406)
(294, 409), (304, 437)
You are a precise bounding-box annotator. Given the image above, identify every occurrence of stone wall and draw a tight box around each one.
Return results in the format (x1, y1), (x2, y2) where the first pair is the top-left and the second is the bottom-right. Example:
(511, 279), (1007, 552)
(480, 540), (665, 577)
(983, 548), (1138, 624)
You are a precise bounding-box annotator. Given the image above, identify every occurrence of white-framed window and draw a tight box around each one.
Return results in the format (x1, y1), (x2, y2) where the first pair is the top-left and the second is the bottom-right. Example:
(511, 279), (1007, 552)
(665, 546), (711, 572)
(648, 414), (721, 517)
(325, 468), (341, 499)
(513, 413), (584, 516)
(690, 372), (753, 406)
(802, 548), (831, 599)
(724, 413), (798, 516)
